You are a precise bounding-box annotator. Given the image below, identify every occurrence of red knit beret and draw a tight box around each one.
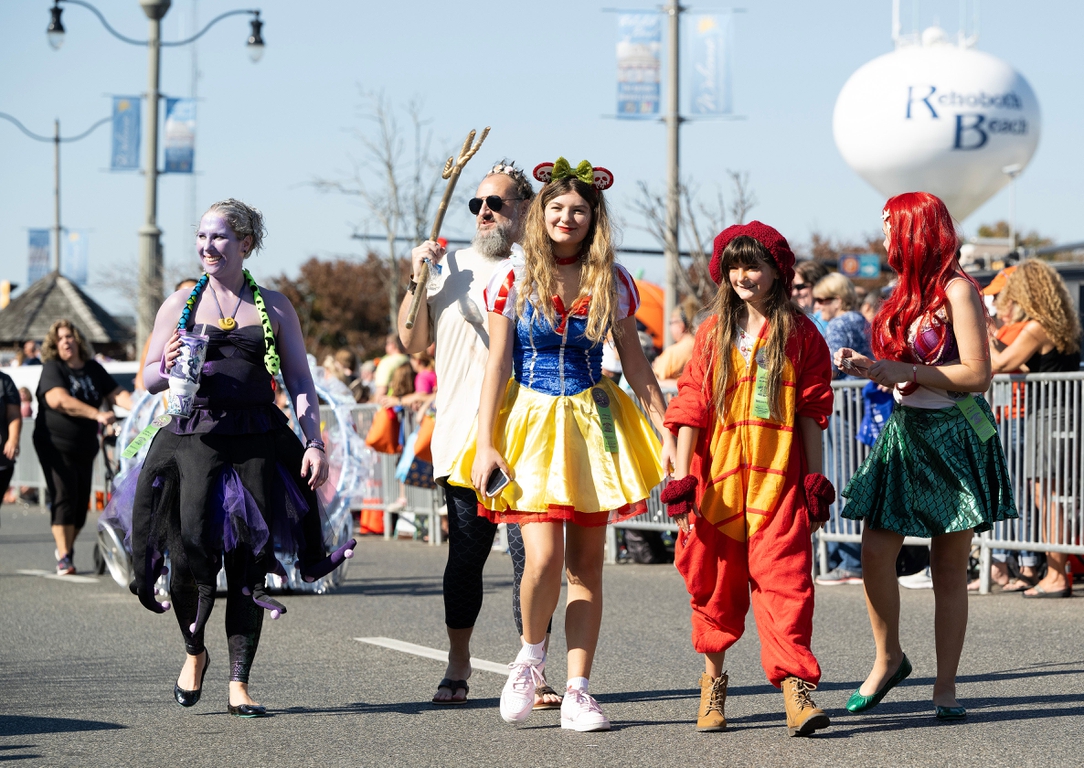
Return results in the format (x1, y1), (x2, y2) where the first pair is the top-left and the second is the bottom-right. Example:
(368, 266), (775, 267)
(709, 221), (796, 293)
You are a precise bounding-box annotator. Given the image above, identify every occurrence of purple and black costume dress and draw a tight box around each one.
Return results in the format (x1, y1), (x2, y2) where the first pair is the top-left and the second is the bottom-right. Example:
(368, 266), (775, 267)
(108, 325), (328, 683)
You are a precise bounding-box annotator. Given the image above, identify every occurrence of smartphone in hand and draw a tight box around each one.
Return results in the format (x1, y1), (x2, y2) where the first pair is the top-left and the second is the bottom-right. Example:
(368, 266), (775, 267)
(485, 467), (510, 498)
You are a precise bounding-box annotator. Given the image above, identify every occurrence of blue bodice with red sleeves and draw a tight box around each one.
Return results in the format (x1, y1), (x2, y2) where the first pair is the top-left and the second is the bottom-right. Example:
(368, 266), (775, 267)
(513, 301), (603, 397)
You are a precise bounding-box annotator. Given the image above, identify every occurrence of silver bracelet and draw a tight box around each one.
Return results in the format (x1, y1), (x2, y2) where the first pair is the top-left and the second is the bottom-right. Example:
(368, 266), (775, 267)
(305, 439), (326, 452)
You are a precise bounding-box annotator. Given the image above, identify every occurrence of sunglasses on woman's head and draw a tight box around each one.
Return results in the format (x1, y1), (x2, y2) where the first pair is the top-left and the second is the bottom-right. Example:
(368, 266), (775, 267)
(468, 195), (524, 215)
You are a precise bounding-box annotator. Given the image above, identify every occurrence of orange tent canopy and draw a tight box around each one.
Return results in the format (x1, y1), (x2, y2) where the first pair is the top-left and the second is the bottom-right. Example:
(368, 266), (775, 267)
(634, 279), (665, 350)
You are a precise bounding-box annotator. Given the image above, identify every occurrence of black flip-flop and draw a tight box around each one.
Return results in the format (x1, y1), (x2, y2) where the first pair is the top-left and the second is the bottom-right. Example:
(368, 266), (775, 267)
(533, 684), (563, 710)
(1001, 575), (1039, 593)
(431, 678), (469, 705)
(1021, 585), (1072, 599)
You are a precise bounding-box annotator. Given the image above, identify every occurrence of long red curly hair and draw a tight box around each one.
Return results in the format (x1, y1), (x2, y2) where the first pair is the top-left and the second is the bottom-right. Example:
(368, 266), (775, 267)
(872, 192), (976, 364)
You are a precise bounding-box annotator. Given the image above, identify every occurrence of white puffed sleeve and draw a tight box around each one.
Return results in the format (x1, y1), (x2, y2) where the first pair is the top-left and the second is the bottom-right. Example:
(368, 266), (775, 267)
(614, 263), (641, 320)
(483, 258), (518, 319)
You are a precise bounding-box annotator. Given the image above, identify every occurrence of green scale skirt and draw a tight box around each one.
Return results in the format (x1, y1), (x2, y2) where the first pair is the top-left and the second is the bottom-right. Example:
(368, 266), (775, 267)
(842, 397), (1018, 538)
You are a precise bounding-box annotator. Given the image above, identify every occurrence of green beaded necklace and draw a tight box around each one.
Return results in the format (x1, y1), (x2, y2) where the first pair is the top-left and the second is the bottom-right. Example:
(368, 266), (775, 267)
(177, 269), (280, 375)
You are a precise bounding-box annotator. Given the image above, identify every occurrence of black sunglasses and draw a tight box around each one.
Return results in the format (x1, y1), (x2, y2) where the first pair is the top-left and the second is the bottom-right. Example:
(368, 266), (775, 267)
(468, 195), (524, 215)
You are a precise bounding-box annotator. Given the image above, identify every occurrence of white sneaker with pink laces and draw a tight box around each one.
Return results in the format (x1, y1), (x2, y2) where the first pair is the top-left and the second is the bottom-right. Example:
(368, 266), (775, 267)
(560, 687), (611, 732)
(500, 658), (545, 723)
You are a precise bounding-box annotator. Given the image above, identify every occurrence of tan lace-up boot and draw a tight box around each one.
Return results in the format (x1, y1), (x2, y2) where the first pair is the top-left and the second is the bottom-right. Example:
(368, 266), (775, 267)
(782, 676), (831, 737)
(696, 672), (728, 732)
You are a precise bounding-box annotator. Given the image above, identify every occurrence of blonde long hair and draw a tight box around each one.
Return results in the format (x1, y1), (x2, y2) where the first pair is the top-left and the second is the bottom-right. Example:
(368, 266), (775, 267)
(516, 177), (619, 343)
(1002, 259), (1082, 354)
(709, 236), (799, 421)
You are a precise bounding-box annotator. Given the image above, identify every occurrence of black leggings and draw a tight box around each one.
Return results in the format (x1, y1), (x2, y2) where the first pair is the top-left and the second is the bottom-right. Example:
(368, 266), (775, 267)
(34, 439), (95, 530)
(131, 428), (325, 682)
(0, 465), (13, 525)
(171, 549), (263, 682)
(441, 481), (549, 636)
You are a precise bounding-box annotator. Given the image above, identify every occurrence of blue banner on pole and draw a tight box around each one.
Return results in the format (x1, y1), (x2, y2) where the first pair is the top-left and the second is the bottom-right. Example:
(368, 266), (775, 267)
(689, 13), (733, 115)
(111, 96), (141, 170)
(28, 229), (51, 284)
(62, 230), (89, 286)
(163, 98), (196, 174)
(616, 14), (661, 118)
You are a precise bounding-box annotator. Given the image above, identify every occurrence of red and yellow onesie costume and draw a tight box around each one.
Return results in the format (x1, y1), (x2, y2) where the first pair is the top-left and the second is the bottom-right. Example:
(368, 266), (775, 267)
(664, 313), (833, 687)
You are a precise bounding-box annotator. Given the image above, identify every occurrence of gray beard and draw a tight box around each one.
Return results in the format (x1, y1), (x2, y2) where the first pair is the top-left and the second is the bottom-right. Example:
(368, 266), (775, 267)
(472, 221), (516, 260)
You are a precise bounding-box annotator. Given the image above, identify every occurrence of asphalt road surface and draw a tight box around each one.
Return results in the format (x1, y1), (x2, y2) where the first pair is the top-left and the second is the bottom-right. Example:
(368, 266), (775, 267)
(2, 504), (1082, 767)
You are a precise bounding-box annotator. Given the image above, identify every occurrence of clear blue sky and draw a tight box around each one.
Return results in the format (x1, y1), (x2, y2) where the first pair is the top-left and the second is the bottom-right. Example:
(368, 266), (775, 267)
(2, 0), (1081, 317)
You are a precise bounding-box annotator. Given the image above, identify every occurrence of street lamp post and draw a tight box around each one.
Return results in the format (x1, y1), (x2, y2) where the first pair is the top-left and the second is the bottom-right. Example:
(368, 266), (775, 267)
(0, 111), (111, 274)
(46, 0), (265, 350)
(1002, 163), (1023, 255)
(138, 0), (169, 352)
(663, 0), (683, 348)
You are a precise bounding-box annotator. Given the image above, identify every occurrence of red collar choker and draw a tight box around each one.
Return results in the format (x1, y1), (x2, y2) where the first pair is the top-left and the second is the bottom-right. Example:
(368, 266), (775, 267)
(555, 254), (581, 266)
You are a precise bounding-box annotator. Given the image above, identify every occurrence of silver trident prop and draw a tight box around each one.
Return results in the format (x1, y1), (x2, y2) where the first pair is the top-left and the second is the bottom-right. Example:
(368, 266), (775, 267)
(404, 126), (491, 329)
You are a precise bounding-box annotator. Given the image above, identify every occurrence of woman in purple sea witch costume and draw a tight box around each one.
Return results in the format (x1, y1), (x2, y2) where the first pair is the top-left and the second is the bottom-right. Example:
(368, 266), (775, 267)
(108, 199), (354, 717)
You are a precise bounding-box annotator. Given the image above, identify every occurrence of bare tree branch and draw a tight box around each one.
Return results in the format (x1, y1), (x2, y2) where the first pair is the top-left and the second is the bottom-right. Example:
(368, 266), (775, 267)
(310, 90), (450, 332)
(726, 169), (758, 225)
(629, 171), (759, 308)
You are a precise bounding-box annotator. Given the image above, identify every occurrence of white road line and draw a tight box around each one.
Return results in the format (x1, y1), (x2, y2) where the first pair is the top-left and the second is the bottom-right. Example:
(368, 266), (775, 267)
(17, 569), (99, 584)
(355, 637), (509, 674)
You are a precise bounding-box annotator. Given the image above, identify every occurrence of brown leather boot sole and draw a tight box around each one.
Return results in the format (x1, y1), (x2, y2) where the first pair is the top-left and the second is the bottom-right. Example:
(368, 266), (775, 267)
(787, 709), (831, 737)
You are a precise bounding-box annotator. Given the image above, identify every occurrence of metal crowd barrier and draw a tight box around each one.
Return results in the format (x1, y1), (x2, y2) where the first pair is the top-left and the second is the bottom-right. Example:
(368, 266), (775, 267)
(608, 373), (1084, 585)
(346, 404), (445, 546)
(810, 373), (1084, 593)
(354, 372), (1084, 580)
(14, 370), (1082, 592)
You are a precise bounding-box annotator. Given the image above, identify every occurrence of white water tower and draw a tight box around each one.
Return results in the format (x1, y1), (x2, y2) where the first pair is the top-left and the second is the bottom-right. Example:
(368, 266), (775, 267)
(833, 3), (1040, 220)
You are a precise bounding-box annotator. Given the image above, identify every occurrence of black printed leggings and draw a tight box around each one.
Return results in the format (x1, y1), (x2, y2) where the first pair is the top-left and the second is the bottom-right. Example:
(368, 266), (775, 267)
(171, 549), (263, 683)
(441, 481), (550, 635)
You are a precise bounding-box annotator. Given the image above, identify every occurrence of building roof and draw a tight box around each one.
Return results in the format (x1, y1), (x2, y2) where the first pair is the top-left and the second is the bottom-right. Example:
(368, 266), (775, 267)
(0, 271), (133, 345)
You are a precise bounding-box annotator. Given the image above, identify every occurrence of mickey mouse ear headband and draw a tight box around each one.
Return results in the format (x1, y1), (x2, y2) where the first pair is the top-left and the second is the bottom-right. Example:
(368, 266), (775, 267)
(533, 157), (614, 191)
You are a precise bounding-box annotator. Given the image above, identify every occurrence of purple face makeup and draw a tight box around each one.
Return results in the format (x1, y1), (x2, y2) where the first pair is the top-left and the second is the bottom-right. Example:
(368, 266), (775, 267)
(196, 212), (249, 276)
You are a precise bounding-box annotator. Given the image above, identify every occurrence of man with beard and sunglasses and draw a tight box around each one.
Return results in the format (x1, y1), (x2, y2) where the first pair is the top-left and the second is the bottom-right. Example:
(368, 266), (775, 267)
(397, 161), (560, 708)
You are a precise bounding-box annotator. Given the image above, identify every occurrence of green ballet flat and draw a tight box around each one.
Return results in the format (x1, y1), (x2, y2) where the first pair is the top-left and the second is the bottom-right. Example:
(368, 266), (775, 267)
(935, 705), (967, 720)
(845, 654), (913, 713)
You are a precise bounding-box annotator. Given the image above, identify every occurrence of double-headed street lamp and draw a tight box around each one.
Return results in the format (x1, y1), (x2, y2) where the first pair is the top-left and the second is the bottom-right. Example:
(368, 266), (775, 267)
(46, 0), (265, 350)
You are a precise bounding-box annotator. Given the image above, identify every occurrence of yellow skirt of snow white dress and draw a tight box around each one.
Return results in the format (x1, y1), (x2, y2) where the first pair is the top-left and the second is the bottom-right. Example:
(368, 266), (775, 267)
(448, 377), (664, 526)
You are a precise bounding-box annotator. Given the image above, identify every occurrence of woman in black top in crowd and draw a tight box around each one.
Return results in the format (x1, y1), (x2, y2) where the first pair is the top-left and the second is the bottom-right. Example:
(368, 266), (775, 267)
(990, 259), (1082, 598)
(34, 319), (132, 574)
(0, 369), (20, 524)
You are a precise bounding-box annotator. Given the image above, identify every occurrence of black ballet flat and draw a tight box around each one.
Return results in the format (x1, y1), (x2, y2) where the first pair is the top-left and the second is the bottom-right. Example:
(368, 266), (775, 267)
(174, 649), (210, 708)
(227, 702), (267, 718)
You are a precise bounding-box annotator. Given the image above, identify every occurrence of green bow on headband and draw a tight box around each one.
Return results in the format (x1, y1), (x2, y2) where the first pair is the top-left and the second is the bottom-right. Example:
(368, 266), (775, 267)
(551, 157), (595, 186)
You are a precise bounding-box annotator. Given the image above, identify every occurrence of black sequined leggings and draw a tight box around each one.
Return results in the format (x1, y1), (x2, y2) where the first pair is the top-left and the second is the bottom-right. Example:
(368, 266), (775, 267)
(441, 481), (550, 635)
(171, 549), (263, 683)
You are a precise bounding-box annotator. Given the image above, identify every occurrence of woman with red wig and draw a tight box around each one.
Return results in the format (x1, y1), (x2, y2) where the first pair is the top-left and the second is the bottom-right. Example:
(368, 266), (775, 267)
(834, 192), (1016, 720)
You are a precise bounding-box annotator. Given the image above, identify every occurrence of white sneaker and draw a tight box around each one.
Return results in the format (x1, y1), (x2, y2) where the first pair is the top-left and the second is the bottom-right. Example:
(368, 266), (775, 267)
(560, 687), (611, 732)
(500, 658), (545, 723)
(898, 566), (933, 589)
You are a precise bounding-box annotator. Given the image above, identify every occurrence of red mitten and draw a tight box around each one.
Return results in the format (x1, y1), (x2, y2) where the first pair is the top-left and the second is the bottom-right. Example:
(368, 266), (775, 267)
(660, 475), (698, 518)
(804, 473), (836, 523)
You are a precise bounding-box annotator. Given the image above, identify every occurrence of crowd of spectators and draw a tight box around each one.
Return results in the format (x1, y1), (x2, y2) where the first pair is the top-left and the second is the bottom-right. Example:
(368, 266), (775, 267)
(322, 335), (439, 416)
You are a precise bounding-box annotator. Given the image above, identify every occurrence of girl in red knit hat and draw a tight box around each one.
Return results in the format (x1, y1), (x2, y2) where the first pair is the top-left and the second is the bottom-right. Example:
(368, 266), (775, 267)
(662, 222), (835, 736)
